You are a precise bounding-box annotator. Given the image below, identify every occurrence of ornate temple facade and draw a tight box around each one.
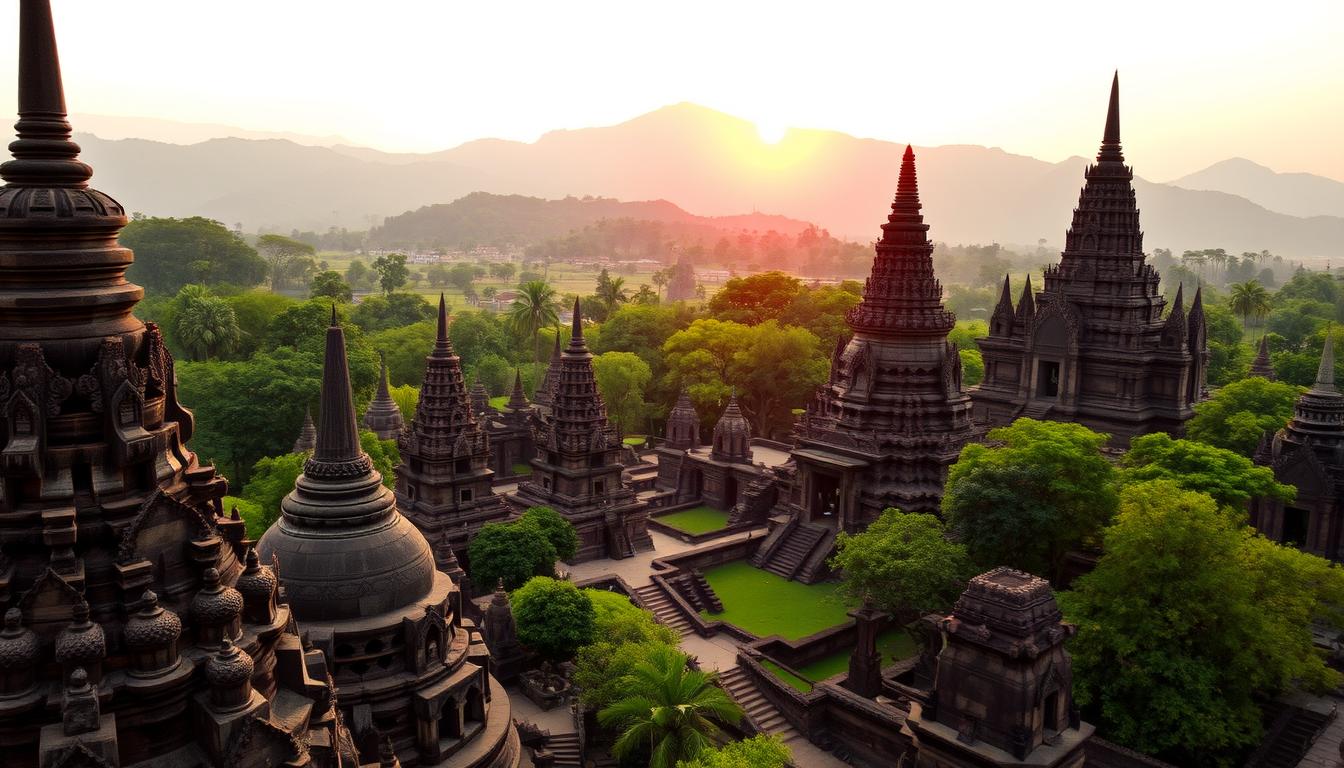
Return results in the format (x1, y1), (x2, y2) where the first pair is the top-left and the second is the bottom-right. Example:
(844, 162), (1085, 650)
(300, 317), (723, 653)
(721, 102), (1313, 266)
(510, 301), (652, 561)
(258, 313), (519, 767)
(902, 568), (1093, 767)
(1251, 339), (1344, 559)
(364, 353), (405, 440)
(0, 4), (353, 766)
(395, 297), (514, 587)
(480, 372), (536, 481)
(972, 75), (1207, 443)
(782, 145), (977, 525)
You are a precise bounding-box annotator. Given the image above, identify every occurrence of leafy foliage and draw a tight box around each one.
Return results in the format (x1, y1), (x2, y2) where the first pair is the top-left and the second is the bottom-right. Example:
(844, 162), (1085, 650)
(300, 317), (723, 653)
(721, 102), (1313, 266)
(1119, 433), (1294, 511)
(310, 270), (352, 301)
(942, 418), (1116, 578)
(371, 252), (410, 294)
(1062, 481), (1344, 764)
(593, 351), (653, 432)
(350, 292), (435, 333)
(1187, 377), (1303, 456)
(511, 577), (596, 662)
(257, 234), (317, 292)
(239, 452), (307, 535)
(369, 321), (437, 386)
(598, 646), (742, 768)
(675, 735), (792, 768)
(122, 216), (267, 294)
(831, 508), (972, 624)
(519, 506), (579, 562)
(510, 280), (562, 363)
(574, 590), (680, 710)
(468, 520), (556, 592)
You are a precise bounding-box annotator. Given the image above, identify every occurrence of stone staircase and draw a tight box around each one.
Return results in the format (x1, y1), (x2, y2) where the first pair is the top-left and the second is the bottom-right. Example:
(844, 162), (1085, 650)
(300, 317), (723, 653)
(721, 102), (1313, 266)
(1021, 400), (1054, 419)
(1246, 696), (1336, 767)
(760, 524), (827, 580)
(542, 731), (582, 768)
(719, 666), (800, 744)
(633, 583), (693, 636)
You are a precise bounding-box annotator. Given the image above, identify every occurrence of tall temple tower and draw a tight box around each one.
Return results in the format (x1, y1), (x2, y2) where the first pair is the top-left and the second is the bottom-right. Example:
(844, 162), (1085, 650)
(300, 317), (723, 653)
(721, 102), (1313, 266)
(1251, 337), (1344, 558)
(510, 300), (652, 561)
(902, 568), (1093, 767)
(258, 312), (519, 767)
(787, 145), (977, 524)
(395, 296), (512, 578)
(0, 3), (350, 766)
(972, 74), (1206, 442)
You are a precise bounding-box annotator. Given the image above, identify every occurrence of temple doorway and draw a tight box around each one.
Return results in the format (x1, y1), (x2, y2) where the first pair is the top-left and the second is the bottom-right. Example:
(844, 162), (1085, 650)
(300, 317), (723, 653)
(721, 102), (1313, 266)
(1036, 360), (1060, 398)
(1282, 507), (1309, 548)
(724, 474), (738, 509)
(809, 472), (840, 525)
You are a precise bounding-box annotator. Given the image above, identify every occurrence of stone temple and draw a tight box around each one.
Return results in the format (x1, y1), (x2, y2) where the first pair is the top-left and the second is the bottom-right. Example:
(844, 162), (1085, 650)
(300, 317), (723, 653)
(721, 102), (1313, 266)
(972, 74), (1207, 443)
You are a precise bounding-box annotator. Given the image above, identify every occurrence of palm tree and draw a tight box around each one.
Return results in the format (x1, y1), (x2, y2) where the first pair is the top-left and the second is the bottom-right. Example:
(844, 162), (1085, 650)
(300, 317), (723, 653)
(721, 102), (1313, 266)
(651, 269), (669, 299)
(595, 270), (629, 317)
(176, 295), (241, 360)
(509, 279), (560, 362)
(633, 284), (658, 305)
(598, 646), (742, 768)
(1229, 280), (1272, 329)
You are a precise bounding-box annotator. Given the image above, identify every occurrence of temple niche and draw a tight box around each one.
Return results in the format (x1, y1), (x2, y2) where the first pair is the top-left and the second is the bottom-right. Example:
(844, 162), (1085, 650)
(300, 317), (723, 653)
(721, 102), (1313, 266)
(0, 3), (352, 766)
(748, 145), (977, 582)
(972, 74), (1207, 443)
(509, 300), (653, 562)
(1251, 338), (1344, 558)
(395, 297), (515, 583)
(258, 313), (520, 767)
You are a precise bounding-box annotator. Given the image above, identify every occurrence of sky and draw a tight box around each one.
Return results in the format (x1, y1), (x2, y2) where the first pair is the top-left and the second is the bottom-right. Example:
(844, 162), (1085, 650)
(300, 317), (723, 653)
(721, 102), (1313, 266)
(0, 1), (1341, 182)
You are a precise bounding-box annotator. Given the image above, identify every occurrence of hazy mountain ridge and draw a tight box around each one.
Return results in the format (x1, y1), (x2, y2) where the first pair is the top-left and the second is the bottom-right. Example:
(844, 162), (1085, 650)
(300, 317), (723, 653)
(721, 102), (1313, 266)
(1169, 157), (1344, 219)
(73, 104), (1344, 258)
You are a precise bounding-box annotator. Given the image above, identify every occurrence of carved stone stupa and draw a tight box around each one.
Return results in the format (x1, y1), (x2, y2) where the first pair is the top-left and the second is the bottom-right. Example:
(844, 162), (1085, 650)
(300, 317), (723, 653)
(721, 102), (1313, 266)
(258, 311), (519, 766)
(972, 74), (1207, 442)
(0, 3), (349, 766)
(363, 351), (405, 440)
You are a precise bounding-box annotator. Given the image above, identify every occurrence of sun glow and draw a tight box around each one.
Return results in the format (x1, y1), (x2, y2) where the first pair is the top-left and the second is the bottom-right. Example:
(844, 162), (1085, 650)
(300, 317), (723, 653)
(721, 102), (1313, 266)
(755, 120), (789, 145)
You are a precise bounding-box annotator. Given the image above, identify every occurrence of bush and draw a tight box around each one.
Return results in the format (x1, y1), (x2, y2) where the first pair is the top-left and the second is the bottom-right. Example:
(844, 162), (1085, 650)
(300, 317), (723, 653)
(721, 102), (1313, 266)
(512, 577), (596, 662)
(468, 521), (556, 591)
(520, 506), (579, 562)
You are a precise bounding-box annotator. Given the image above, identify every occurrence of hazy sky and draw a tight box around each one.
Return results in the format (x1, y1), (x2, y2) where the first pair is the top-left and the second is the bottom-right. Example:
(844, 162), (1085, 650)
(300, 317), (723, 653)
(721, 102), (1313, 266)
(1, 1), (1341, 182)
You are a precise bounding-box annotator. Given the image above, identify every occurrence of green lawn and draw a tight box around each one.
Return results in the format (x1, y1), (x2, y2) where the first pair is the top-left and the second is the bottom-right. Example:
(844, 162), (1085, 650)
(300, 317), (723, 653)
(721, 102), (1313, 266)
(698, 561), (851, 640)
(762, 660), (813, 693)
(656, 505), (730, 535)
(489, 395), (508, 410)
(792, 629), (917, 682)
(622, 435), (647, 447)
(510, 463), (532, 476)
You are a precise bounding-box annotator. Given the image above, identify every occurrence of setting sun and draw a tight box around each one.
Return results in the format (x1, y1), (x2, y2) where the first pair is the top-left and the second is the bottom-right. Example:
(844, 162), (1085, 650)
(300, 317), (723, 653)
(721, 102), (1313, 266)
(755, 119), (789, 144)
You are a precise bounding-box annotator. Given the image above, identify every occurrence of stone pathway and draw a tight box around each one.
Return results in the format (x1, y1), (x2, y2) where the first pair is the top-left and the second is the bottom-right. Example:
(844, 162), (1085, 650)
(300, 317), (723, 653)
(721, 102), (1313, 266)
(1297, 694), (1344, 767)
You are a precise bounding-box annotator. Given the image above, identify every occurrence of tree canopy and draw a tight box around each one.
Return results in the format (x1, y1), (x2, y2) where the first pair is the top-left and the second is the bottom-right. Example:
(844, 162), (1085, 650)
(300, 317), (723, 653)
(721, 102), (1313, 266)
(831, 508), (972, 625)
(467, 520), (556, 591)
(1186, 377), (1303, 456)
(519, 506), (579, 562)
(1118, 433), (1294, 512)
(511, 576), (596, 662)
(122, 216), (267, 294)
(675, 736), (792, 768)
(942, 418), (1117, 579)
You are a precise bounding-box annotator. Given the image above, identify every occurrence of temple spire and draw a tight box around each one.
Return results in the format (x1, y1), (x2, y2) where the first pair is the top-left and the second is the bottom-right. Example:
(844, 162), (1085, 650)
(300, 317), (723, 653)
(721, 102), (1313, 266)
(1097, 71), (1124, 163)
(570, 297), (584, 345)
(433, 293), (454, 357)
(313, 314), (362, 464)
(996, 274), (1013, 307)
(506, 369), (529, 410)
(1, 0), (90, 187)
(1313, 331), (1337, 394)
(1251, 335), (1275, 380)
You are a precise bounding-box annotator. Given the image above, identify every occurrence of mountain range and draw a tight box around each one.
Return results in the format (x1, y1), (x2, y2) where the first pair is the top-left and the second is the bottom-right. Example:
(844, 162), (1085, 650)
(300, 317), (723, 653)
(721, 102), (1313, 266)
(70, 104), (1344, 260)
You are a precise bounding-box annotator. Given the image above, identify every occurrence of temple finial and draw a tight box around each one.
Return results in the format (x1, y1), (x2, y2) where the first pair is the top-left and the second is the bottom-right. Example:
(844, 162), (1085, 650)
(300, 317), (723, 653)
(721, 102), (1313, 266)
(330, 303), (338, 326)
(1313, 329), (1337, 394)
(1170, 283), (1184, 314)
(893, 145), (921, 212)
(570, 297), (584, 342)
(1, 0), (91, 187)
(998, 273), (1012, 305)
(432, 293), (455, 356)
(1098, 71), (1124, 163)
(312, 316), (362, 463)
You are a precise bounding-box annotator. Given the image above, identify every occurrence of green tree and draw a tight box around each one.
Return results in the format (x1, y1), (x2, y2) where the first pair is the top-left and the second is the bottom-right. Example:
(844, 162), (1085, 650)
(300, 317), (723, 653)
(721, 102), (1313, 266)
(467, 354), (512, 396)
(705, 271), (802, 325)
(1187, 377), (1303, 456)
(371, 253), (410, 294)
(831, 508), (972, 625)
(574, 590), (680, 710)
(943, 418), (1117, 578)
(346, 258), (375, 291)
(369, 321), (437, 386)
(598, 646), (742, 768)
(448, 262), (481, 292)
(360, 430), (399, 489)
(1119, 433), (1294, 511)
(310, 270), (352, 302)
(488, 262), (516, 281)
(519, 506), (579, 562)
(224, 291), (296, 358)
(509, 280), (561, 363)
(675, 736), (792, 768)
(239, 451), (307, 534)
(778, 282), (863, 351)
(121, 216), (267, 295)
(593, 351), (653, 433)
(389, 384), (419, 418)
(511, 576), (596, 662)
(1062, 481), (1344, 764)
(958, 348), (984, 387)
(257, 234), (317, 293)
(1228, 280), (1272, 328)
(174, 289), (242, 361)
(595, 268), (630, 318)
(350, 292), (435, 333)
(449, 311), (510, 366)
(468, 521), (556, 591)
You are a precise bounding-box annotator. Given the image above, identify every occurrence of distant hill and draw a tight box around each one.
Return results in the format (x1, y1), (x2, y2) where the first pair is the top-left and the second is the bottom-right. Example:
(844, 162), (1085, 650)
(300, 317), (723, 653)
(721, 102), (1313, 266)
(369, 192), (814, 249)
(72, 103), (1344, 259)
(1169, 157), (1344, 219)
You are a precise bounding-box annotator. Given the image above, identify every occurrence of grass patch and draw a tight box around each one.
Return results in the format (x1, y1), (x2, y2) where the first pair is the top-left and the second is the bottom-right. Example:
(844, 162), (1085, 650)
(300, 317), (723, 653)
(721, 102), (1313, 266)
(792, 629), (918, 682)
(656, 505), (730, 535)
(510, 462), (532, 476)
(622, 435), (647, 447)
(489, 395), (508, 410)
(698, 561), (850, 640)
(762, 660), (813, 693)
